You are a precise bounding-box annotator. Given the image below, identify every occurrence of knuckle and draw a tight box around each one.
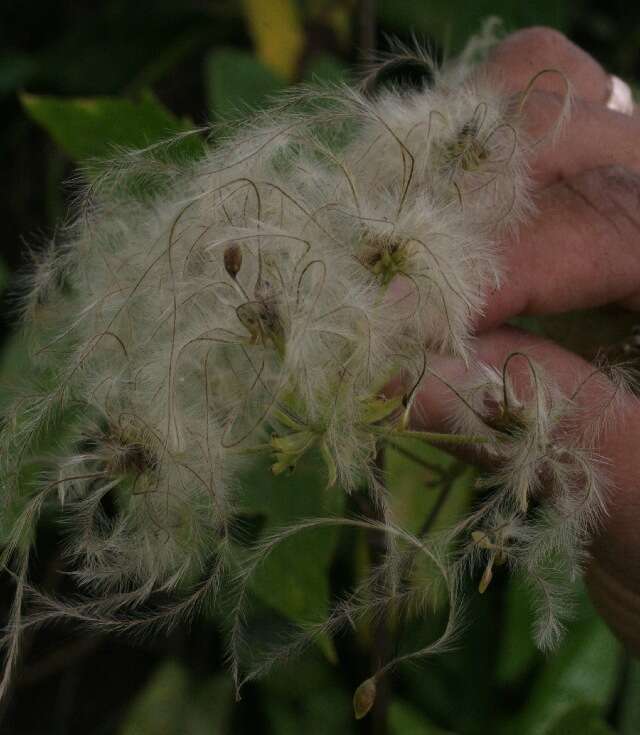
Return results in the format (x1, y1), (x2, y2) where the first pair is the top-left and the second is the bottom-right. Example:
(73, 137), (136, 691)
(504, 26), (570, 58)
(593, 165), (640, 203)
(571, 166), (640, 234)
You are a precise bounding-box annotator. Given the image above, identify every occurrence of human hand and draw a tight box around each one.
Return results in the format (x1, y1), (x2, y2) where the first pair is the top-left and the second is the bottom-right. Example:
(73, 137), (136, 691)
(411, 27), (640, 654)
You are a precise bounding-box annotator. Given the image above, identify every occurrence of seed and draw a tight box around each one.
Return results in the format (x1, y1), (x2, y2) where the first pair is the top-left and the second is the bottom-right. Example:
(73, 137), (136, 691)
(224, 243), (243, 279)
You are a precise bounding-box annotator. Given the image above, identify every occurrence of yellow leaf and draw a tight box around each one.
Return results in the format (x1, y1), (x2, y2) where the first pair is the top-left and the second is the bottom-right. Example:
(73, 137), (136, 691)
(243, 0), (304, 81)
(308, 0), (355, 46)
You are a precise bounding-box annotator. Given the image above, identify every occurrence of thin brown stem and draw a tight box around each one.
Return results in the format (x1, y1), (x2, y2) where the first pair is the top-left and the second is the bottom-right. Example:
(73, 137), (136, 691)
(358, 0), (377, 62)
(385, 438), (446, 476)
(368, 446), (390, 735)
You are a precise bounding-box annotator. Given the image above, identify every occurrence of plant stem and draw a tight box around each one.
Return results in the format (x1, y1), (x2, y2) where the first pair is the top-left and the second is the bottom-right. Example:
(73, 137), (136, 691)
(418, 464), (467, 537)
(381, 429), (491, 446)
(383, 438), (446, 475)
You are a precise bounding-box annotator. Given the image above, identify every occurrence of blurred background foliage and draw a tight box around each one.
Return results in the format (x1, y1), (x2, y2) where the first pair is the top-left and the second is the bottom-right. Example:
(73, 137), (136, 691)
(1, 1), (639, 734)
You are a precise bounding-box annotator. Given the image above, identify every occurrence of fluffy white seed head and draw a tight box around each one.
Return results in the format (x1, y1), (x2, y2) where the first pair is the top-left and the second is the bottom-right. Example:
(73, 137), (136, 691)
(0, 29), (593, 703)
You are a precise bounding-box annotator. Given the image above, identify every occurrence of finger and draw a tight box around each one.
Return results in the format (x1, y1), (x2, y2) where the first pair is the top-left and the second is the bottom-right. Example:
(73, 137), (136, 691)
(522, 91), (640, 186)
(412, 326), (617, 434)
(484, 27), (610, 103)
(412, 326), (640, 655)
(477, 166), (640, 333)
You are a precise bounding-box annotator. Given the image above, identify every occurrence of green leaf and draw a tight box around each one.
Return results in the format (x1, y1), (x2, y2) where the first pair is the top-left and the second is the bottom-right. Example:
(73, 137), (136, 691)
(125, 28), (212, 94)
(389, 700), (453, 735)
(0, 336), (34, 416)
(619, 659), (640, 735)
(119, 660), (232, 735)
(21, 90), (198, 162)
(237, 453), (344, 633)
(495, 576), (540, 685)
(503, 591), (621, 735)
(382, 443), (486, 730)
(304, 55), (349, 84)
(398, 587), (499, 731)
(205, 48), (286, 123)
(385, 437), (474, 535)
(0, 329), (85, 546)
(264, 654), (354, 734)
(544, 704), (616, 735)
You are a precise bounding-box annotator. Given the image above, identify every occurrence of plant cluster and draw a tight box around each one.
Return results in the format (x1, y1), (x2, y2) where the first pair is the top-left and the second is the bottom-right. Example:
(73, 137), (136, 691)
(0, 29), (622, 716)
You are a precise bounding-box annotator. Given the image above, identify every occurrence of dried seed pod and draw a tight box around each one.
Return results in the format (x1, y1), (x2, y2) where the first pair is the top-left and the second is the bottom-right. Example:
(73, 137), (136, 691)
(224, 243), (243, 280)
(353, 677), (377, 720)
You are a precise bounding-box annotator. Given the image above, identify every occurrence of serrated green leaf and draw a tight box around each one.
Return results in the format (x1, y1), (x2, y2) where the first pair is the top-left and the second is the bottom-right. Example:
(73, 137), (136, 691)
(21, 91), (198, 162)
(205, 48), (286, 124)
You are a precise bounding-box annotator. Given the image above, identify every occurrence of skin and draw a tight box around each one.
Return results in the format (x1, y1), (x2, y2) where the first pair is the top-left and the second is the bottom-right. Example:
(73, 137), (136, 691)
(411, 28), (640, 654)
